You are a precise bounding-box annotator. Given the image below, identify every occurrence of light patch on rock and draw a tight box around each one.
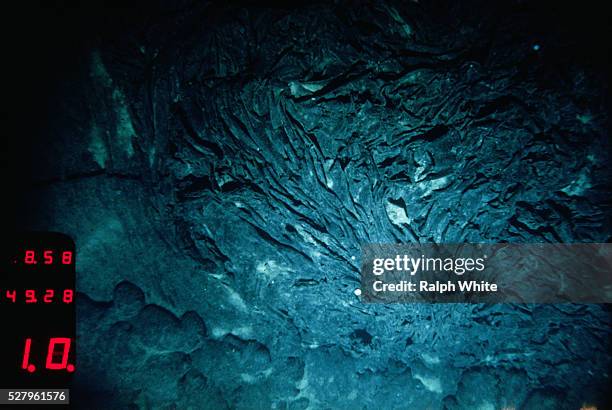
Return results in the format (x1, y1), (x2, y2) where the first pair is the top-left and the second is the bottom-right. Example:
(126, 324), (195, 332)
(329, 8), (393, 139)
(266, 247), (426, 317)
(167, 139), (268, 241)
(148, 145), (156, 167)
(211, 327), (227, 338)
(240, 367), (273, 384)
(90, 50), (136, 158)
(211, 325), (253, 339)
(421, 353), (441, 365)
(217, 173), (234, 187)
(113, 91), (136, 157)
(231, 326), (253, 339)
(240, 373), (256, 384)
(296, 369), (309, 390)
(301, 82), (325, 92)
(289, 81), (325, 97)
(90, 51), (113, 87)
(561, 171), (592, 196)
(414, 163), (428, 182)
(576, 113), (593, 124)
(385, 200), (410, 225)
(88, 125), (108, 168)
(295, 225), (319, 246)
(413, 373), (442, 394)
(223, 285), (248, 312)
(294, 367), (318, 409)
(417, 176), (451, 196)
(310, 250), (322, 260)
(384, 4), (413, 38)
(256, 260), (293, 281)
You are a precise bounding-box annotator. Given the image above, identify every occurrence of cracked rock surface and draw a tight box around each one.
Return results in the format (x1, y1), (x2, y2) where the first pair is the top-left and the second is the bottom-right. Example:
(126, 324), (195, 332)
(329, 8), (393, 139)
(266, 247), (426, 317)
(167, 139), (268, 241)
(13, 0), (612, 409)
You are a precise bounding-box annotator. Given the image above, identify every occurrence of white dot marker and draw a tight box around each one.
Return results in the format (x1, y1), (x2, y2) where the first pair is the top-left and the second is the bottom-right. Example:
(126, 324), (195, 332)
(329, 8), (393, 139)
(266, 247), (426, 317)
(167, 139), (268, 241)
(351, 256), (356, 261)
(532, 44), (540, 51)
(354, 288), (362, 296)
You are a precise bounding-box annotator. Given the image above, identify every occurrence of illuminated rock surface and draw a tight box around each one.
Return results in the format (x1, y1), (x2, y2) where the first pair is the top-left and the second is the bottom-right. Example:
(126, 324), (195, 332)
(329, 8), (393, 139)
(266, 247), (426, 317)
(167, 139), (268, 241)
(16, 1), (611, 408)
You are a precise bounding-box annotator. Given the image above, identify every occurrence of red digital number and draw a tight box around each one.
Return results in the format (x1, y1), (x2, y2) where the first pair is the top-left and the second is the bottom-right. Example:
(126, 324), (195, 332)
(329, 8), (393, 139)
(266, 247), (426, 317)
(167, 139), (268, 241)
(43, 250), (53, 264)
(61, 251), (73, 265)
(63, 289), (74, 304)
(43, 289), (54, 303)
(21, 338), (75, 373)
(6, 289), (16, 303)
(22, 338), (35, 372)
(24, 250), (37, 264)
(46, 338), (72, 370)
(25, 290), (37, 303)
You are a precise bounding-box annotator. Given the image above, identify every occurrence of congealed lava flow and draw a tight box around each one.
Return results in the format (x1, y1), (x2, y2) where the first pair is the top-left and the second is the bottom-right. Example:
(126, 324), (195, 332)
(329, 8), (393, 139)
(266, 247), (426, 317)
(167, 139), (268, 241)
(11, 0), (612, 409)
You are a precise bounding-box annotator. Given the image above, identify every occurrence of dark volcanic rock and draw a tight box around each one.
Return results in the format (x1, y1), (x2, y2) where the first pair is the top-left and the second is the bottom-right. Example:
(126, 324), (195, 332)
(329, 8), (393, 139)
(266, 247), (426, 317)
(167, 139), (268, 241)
(17, 0), (612, 409)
